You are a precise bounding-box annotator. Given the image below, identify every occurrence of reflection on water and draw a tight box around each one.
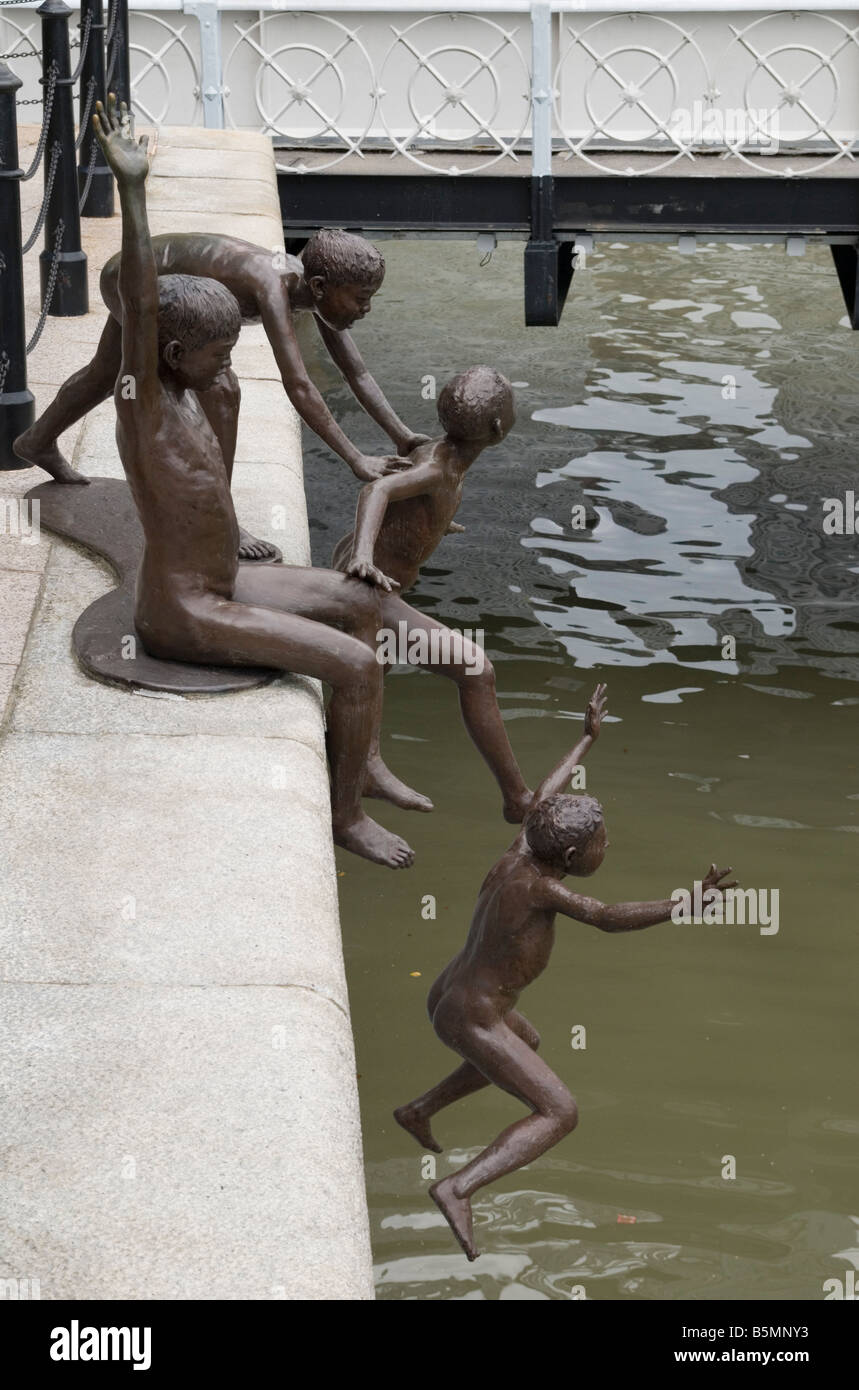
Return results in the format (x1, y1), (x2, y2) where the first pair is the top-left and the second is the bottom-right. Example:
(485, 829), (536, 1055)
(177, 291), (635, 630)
(300, 237), (857, 1301)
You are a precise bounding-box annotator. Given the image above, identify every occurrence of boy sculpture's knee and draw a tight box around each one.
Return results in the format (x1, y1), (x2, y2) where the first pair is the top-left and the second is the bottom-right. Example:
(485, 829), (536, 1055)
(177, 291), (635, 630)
(556, 1094), (579, 1135)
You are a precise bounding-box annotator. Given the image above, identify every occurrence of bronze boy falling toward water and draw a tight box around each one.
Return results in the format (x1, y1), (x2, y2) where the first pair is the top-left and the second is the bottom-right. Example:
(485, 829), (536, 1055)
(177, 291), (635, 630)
(332, 366), (532, 823)
(87, 95), (414, 869)
(395, 683), (738, 1261)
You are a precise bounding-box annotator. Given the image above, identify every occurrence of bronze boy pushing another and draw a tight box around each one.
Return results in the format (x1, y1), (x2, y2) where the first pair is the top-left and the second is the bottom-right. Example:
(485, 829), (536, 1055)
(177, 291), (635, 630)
(15, 163), (425, 559)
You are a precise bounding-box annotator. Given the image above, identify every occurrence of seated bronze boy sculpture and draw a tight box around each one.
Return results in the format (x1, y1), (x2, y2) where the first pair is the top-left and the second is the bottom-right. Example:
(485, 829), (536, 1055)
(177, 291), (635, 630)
(86, 96), (414, 870)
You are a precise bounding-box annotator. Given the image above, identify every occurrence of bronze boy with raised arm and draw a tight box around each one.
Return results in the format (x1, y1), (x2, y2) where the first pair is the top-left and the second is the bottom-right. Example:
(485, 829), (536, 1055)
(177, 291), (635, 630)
(332, 366), (531, 822)
(89, 96), (414, 870)
(395, 682), (737, 1259)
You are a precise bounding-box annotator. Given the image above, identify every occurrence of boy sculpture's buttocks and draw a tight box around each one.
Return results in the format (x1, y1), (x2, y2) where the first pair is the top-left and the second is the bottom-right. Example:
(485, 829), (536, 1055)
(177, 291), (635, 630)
(89, 96), (415, 872)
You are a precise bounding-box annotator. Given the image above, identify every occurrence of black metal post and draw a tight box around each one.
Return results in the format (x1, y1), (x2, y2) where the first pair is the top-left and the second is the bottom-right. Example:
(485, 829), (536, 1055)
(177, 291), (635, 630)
(38, 0), (88, 314)
(524, 174), (573, 328)
(0, 63), (35, 469)
(107, 0), (131, 111)
(77, 0), (114, 216)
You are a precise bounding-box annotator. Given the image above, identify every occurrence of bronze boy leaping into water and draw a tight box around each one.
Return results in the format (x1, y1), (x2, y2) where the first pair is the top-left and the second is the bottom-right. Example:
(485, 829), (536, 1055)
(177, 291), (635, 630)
(395, 683), (737, 1259)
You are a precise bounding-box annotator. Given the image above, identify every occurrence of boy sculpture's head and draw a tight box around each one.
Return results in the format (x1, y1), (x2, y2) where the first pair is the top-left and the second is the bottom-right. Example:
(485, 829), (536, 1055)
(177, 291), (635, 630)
(438, 366), (515, 447)
(302, 228), (385, 332)
(524, 793), (608, 876)
(157, 274), (241, 391)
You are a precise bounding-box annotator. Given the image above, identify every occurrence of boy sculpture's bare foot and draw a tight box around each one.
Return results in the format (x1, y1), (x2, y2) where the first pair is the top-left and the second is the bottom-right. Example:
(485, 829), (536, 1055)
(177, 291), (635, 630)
(333, 366), (532, 823)
(396, 684), (738, 1259)
(90, 95), (414, 870)
(14, 177), (428, 560)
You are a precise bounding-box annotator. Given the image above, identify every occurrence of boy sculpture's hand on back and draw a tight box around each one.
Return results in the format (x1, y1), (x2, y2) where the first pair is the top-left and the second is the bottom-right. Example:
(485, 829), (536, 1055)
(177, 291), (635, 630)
(395, 683), (738, 1260)
(332, 367), (532, 822)
(91, 96), (415, 870)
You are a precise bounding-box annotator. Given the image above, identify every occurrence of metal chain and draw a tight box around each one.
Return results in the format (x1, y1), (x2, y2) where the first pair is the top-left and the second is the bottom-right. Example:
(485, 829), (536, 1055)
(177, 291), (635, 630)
(27, 218), (64, 355)
(20, 61), (56, 181)
(76, 74), (95, 150)
(0, 350), (9, 397)
(68, 10), (92, 84)
(105, 0), (118, 47)
(16, 97), (43, 106)
(78, 136), (98, 213)
(0, 44), (38, 59)
(105, 0), (119, 84)
(22, 139), (59, 253)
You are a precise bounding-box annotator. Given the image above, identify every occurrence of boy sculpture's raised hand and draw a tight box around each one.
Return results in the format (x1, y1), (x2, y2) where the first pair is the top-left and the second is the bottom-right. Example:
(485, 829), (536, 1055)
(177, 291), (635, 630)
(14, 154), (425, 560)
(332, 366), (531, 822)
(89, 95), (414, 869)
(394, 683), (738, 1260)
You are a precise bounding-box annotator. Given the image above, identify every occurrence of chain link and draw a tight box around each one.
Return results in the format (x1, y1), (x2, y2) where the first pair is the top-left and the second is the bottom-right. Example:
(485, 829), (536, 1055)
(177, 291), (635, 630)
(22, 139), (59, 253)
(27, 217), (64, 355)
(105, 0), (118, 48)
(20, 60), (56, 181)
(69, 10), (92, 85)
(78, 135), (98, 213)
(0, 44), (38, 59)
(0, 350), (10, 397)
(76, 74), (95, 150)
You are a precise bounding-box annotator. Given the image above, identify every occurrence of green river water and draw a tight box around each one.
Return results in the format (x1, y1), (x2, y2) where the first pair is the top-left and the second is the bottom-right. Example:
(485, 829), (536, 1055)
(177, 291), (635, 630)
(299, 236), (857, 1301)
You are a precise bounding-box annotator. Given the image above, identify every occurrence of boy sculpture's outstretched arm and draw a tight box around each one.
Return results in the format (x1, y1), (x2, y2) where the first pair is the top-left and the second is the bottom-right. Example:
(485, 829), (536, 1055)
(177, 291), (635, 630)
(259, 296), (411, 483)
(314, 317), (428, 456)
(540, 862), (737, 933)
(93, 98), (157, 412)
(532, 682), (608, 807)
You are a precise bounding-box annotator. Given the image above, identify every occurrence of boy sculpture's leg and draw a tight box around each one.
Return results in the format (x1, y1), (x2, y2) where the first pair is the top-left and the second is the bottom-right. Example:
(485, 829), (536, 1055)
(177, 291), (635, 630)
(427, 1007), (577, 1261)
(160, 563), (415, 869)
(196, 370), (281, 563)
(13, 314), (122, 482)
(377, 597), (532, 823)
(394, 1010), (540, 1154)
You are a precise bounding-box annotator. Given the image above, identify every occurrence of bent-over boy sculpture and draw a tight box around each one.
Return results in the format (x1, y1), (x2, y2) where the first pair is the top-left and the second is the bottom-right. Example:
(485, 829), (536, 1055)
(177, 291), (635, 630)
(394, 683), (738, 1259)
(14, 195), (425, 560)
(89, 95), (413, 869)
(332, 366), (531, 822)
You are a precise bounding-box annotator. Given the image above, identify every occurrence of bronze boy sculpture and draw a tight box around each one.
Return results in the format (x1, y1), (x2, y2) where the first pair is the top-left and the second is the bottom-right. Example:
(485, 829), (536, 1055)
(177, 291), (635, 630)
(395, 683), (737, 1260)
(332, 366), (532, 822)
(87, 96), (414, 869)
(14, 203), (425, 561)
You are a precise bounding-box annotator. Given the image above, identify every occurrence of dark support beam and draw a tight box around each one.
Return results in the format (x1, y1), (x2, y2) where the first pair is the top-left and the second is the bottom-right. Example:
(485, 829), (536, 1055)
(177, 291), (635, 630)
(278, 169), (859, 239)
(524, 173), (574, 327)
(831, 244), (859, 328)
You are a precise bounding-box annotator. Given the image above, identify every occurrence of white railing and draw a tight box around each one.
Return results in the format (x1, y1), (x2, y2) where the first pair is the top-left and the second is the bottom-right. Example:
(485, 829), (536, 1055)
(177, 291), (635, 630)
(3, 4), (859, 176)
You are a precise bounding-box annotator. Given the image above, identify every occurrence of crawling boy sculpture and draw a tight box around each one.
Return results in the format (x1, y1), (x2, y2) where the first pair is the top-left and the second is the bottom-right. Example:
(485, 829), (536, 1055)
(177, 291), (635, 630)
(15, 199), (423, 559)
(395, 683), (737, 1259)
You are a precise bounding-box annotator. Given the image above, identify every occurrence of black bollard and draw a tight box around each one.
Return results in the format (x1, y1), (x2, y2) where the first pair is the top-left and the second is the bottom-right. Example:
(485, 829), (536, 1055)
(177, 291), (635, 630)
(0, 63), (35, 470)
(38, 0), (88, 315)
(77, 0), (114, 216)
(107, 0), (131, 111)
